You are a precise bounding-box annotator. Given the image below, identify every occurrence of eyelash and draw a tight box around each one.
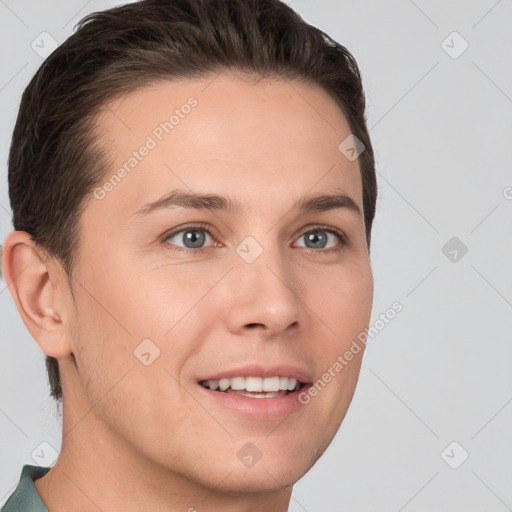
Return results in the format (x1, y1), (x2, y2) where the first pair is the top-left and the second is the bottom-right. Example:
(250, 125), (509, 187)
(162, 222), (348, 255)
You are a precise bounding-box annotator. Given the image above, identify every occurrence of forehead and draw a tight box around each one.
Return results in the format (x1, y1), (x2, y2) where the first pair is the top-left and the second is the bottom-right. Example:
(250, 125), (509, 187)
(87, 73), (362, 222)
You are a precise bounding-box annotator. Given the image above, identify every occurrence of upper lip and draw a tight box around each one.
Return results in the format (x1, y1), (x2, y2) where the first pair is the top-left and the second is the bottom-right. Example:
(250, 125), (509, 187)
(198, 363), (312, 383)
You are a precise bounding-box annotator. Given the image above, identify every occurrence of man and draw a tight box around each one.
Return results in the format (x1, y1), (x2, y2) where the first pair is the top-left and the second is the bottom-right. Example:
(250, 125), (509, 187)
(1, 0), (377, 510)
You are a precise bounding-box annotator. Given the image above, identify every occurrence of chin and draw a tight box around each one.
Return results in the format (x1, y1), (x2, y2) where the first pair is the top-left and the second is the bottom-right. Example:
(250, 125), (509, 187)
(216, 464), (301, 494)
(206, 442), (317, 494)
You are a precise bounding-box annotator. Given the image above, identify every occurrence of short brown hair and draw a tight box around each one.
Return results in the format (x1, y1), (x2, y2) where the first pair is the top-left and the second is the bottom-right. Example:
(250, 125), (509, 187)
(8, 0), (377, 404)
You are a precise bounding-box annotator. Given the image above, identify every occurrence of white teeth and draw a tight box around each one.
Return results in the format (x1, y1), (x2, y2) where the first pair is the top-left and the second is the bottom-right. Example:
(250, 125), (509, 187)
(202, 376), (301, 393)
(218, 378), (230, 391)
(287, 378), (297, 391)
(226, 389), (287, 399)
(230, 377), (246, 390)
(246, 376), (263, 392)
(262, 376), (280, 392)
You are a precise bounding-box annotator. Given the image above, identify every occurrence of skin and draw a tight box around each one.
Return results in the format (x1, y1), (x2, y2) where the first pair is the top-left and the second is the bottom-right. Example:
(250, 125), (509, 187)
(2, 73), (373, 512)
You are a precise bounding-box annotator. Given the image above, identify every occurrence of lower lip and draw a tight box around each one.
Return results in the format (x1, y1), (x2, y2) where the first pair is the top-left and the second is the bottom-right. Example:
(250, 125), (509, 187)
(196, 383), (311, 420)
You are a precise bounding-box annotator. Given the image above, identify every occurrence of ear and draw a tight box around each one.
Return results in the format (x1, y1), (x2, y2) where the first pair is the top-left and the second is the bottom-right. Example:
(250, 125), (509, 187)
(2, 230), (73, 358)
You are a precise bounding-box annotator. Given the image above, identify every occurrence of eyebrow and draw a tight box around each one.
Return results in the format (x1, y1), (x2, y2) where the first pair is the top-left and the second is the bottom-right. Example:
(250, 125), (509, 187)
(132, 188), (361, 219)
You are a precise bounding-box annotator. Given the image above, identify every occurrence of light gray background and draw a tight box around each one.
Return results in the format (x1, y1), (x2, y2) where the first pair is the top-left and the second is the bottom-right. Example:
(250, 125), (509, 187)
(1, 1), (511, 510)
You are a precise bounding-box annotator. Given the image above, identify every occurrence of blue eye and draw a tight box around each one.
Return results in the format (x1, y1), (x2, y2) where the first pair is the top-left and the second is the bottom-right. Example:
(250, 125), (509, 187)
(295, 228), (345, 251)
(165, 225), (214, 251)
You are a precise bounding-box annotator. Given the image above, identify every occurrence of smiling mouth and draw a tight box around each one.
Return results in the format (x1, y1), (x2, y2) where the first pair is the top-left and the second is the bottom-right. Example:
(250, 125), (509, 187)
(198, 376), (306, 399)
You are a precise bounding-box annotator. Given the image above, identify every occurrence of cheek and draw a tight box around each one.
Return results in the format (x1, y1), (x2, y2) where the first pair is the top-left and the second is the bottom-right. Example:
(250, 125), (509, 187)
(309, 261), (373, 345)
(67, 276), (193, 446)
(302, 261), (372, 417)
(67, 260), (214, 404)
(65, 266), (154, 408)
(99, 260), (220, 339)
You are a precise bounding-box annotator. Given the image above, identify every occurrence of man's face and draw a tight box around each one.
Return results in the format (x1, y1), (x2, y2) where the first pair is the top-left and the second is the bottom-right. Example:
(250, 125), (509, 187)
(64, 74), (373, 491)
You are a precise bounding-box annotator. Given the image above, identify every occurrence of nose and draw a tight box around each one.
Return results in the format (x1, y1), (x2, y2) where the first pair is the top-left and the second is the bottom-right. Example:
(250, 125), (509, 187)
(222, 244), (302, 338)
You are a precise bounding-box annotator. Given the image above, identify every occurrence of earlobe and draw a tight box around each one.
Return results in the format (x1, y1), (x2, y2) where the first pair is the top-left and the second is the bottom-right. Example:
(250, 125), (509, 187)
(2, 230), (73, 358)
